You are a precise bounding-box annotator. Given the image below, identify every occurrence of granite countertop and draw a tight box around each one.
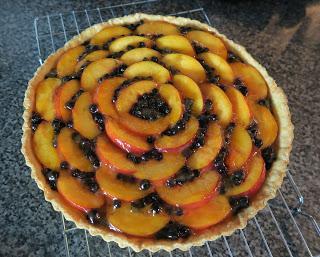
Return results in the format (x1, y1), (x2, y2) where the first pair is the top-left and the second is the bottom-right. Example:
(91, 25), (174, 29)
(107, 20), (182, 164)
(0, 0), (319, 256)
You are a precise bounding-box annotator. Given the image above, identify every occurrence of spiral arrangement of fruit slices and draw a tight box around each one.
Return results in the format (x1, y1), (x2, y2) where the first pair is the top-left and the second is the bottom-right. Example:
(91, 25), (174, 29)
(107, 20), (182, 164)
(30, 19), (278, 240)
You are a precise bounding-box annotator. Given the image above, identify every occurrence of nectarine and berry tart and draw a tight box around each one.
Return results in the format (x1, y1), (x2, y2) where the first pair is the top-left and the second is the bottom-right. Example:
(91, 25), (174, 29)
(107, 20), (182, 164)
(22, 13), (293, 252)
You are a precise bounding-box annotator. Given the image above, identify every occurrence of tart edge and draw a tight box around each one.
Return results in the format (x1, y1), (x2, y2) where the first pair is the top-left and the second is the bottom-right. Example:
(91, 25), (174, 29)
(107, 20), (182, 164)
(21, 13), (294, 252)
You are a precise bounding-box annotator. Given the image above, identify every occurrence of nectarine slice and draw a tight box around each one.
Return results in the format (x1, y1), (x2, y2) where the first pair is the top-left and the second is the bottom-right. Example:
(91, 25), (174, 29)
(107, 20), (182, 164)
(199, 52), (234, 84)
(135, 153), (185, 181)
(123, 61), (170, 84)
(249, 103), (278, 148)
(172, 75), (203, 115)
(225, 125), (252, 171)
(120, 48), (161, 65)
(186, 30), (227, 59)
(57, 128), (93, 172)
(96, 166), (150, 201)
(54, 80), (80, 121)
(187, 123), (223, 170)
(136, 21), (179, 35)
(230, 62), (268, 100)
(105, 118), (151, 154)
(72, 92), (100, 139)
(75, 50), (109, 72)
(35, 78), (61, 121)
(155, 116), (199, 152)
(107, 202), (169, 237)
(118, 84), (182, 135)
(81, 58), (122, 91)
(162, 53), (206, 83)
(96, 136), (136, 174)
(109, 36), (152, 53)
(57, 45), (85, 77)
(57, 170), (104, 210)
(178, 195), (231, 229)
(90, 26), (131, 46)
(93, 77), (126, 118)
(115, 80), (157, 113)
(33, 121), (61, 170)
(227, 153), (265, 197)
(156, 35), (195, 56)
(156, 170), (220, 207)
(225, 87), (251, 127)
(200, 83), (232, 127)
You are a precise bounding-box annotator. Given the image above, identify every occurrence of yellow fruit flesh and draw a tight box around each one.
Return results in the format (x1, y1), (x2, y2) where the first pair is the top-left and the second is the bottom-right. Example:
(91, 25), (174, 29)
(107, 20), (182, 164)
(157, 171), (220, 206)
(178, 196), (231, 229)
(35, 78), (61, 121)
(96, 167), (150, 201)
(57, 128), (93, 172)
(57, 171), (104, 209)
(187, 123), (223, 170)
(33, 122), (61, 170)
(72, 92), (100, 139)
(107, 202), (169, 237)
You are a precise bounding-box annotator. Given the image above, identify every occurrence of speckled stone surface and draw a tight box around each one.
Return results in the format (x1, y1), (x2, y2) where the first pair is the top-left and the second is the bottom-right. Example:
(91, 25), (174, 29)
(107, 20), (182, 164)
(0, 0), (319, 256)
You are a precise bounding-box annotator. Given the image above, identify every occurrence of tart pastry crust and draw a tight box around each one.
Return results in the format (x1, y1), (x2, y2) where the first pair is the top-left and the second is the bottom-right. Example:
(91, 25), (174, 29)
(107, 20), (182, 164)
(21, 13), (294, 252)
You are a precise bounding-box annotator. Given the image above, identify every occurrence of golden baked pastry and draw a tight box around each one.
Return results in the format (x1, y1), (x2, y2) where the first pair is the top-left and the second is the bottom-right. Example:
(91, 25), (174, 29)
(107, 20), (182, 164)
(22, 13), (293, 252)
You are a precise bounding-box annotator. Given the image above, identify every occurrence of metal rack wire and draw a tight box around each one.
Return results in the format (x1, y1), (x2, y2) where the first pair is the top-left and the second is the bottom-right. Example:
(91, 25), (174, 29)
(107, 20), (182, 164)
(33, 1), (320, 256)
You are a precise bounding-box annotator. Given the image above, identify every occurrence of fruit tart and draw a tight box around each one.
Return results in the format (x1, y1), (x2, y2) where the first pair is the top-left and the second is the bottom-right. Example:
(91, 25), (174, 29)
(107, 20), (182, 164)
(22, 13), (294, 252)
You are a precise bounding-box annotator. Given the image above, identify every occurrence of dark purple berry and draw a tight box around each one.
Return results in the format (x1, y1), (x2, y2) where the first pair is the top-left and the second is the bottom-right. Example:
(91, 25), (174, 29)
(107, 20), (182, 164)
(179, 26), (192, 34)
(116, 173), (136, 183)
(31, 112), (42, 132)
(230, 170), (245, 185)
(124, 20), (143, 31)
(227, 51), (241, 63)
(146, 136), (155, 144)
(66, 120), (73, 128)
(139, 179), (151, 191)
(193, 43), (209, 54)
(60, 161), (69, 170)
(131, 199), (146, 209)
(52, 118), (65, 134)
(65, 90), (84, 110)
(258, 99), (270, 108)
(113, 199), (121, 209)
(234, 79), (248, 96)
(127, 45), (134, 50)
(151, 203), (161, 214)
(138, 41), (146, 47)
(229, 196), (249, 214)
(42, 169), (59, 190)
(262, 147), (275, 170)
(166, 179), (177, 187)
(84, 177), (99, 193)
(155, 221), (191, 240)
(127, 153), (142, 164)
(45, 69), (57, 78)
(204, 99), (213, 112)
(209, 75), (220, 84)
(253, 137), (263, 148)
(165, 206), (184, 216)
(89, 104), (98, 113)
(86, 209), (101, 224)
(151, 56), (159, 63)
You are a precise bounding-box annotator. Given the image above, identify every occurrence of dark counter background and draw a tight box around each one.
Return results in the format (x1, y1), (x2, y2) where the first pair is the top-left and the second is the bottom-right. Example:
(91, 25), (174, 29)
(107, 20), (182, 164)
(0, 0), (319, 256)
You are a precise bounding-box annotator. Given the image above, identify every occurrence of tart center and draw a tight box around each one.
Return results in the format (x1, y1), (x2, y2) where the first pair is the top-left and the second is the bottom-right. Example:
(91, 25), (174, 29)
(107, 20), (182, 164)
(130, 88), (171, 121)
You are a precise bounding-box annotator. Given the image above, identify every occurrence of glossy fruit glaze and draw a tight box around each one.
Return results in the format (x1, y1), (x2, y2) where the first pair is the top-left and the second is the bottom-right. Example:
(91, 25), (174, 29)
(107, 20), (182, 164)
(30, 19), (278, 241)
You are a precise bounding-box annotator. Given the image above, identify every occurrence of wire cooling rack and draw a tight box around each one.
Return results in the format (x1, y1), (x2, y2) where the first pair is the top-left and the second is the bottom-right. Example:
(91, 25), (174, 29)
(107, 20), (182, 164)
(33, 1), (320, 256)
